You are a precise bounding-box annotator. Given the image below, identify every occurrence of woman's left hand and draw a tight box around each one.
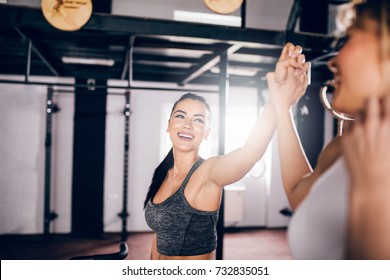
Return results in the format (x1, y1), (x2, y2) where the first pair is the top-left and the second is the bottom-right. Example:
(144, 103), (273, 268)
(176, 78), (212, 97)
(266, 42), (310, 115)
(342, 97), (390, 190)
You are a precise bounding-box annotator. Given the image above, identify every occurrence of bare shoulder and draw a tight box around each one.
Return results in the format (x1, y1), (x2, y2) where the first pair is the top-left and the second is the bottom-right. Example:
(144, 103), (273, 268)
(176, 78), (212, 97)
(201, 156), (223, 184)
(193, 157), (217, 181)
(185, 156), (222, 211)
(203, 156), (220, 164)
(198, 156), (219, 175)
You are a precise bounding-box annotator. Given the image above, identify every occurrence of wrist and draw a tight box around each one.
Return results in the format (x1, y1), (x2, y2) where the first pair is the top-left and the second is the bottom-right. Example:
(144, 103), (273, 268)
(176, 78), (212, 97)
(274, 106), (293, 119)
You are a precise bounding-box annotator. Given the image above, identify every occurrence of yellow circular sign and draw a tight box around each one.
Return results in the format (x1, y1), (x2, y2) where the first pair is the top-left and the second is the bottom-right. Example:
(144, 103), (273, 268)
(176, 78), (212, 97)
(203, 0), (244, 15)
(41, 0), (93, 31)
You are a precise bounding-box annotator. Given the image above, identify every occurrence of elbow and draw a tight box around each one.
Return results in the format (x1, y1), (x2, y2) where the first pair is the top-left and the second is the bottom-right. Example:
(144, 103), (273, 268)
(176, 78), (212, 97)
(289, 200), (299, 212)
(285, 185), (306, 211)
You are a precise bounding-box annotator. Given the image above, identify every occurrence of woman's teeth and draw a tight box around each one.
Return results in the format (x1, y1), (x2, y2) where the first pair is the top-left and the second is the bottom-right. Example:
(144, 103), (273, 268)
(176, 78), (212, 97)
(178, 133), (194, 139)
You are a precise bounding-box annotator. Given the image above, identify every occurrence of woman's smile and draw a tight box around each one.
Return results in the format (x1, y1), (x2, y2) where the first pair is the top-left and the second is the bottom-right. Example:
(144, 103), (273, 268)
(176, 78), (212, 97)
(177, 132), (194, 141)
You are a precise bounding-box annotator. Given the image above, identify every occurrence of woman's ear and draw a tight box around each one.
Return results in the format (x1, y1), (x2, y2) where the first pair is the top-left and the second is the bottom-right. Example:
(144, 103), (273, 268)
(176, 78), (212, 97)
(204, 127), (211, 140)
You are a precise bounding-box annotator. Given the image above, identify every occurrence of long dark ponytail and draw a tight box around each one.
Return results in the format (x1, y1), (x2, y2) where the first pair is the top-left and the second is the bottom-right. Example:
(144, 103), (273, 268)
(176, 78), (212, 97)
(143, 93), (211, 208)
(143, 147), (174, 208)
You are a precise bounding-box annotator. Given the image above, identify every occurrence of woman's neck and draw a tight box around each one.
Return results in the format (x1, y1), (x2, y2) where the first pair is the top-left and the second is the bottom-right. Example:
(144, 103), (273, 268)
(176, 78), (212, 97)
(171, 150), (200, 177)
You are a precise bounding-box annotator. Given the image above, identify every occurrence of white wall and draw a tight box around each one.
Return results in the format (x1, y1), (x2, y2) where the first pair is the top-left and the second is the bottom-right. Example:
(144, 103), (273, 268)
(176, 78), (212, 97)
(0, 81), (76, 234)
(0, 83), (46, 234)
(0, 0), (313, 234)
(0, 78), (299, 234)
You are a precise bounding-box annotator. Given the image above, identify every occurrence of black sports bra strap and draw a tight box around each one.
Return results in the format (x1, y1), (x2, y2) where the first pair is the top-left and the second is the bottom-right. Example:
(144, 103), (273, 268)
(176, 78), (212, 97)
(179, 158), (204, 190)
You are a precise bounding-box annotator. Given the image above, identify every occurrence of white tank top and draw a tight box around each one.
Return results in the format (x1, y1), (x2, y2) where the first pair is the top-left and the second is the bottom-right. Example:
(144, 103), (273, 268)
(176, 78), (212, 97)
(287, 156), (349, 259)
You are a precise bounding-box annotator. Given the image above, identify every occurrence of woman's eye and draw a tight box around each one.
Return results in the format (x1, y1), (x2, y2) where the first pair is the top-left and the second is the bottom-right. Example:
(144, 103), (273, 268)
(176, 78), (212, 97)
(175, 114), (184, 119)
(194, 119), (205, 124)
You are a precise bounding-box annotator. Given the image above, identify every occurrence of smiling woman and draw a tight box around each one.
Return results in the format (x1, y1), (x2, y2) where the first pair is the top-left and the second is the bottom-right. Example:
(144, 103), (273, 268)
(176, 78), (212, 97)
(276, 0), (390, 260)
(142, 40), (311, 260)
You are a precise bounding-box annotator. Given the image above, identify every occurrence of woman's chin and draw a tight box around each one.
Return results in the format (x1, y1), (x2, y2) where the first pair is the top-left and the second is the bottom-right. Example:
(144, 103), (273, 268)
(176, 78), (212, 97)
(334, 107), (359, 118)
(332, 100), (361, 117)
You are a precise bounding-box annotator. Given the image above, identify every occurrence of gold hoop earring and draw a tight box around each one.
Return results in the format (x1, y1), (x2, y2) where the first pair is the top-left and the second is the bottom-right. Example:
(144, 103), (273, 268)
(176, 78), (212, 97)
(320, 80), (354, 121)
(320, 80), (354, 136)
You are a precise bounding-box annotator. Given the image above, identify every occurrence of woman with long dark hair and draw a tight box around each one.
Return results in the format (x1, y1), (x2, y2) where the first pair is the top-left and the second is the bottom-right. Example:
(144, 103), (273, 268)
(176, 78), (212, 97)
(144, 43), (311, 260)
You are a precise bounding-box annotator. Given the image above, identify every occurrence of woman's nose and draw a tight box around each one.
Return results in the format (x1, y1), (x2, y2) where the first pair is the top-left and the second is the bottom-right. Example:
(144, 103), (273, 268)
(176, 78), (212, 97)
(327, 57), (338, 74)
(183, 119), (192, 129)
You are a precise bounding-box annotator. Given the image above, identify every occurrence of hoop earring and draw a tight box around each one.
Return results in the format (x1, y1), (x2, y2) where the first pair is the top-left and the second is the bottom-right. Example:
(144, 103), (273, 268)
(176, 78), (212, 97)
(320, 80), (354, 135)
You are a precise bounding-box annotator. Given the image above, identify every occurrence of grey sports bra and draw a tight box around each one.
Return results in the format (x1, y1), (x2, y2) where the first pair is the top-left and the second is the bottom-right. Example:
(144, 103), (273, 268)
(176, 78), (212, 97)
(144, 158), (219, 256)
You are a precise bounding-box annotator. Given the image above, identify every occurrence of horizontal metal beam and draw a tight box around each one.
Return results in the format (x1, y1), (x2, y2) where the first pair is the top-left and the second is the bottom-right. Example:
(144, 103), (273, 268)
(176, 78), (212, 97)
(178, 44), (242, 86)
(134, 37), (216, 51)
(1, 4), (333, 50)
(133, 53), (199, 64)
(0, 78), (220, 93)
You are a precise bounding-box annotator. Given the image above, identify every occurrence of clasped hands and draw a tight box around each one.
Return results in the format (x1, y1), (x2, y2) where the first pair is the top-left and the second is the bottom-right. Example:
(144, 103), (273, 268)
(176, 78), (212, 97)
(266, 42), (311, 114)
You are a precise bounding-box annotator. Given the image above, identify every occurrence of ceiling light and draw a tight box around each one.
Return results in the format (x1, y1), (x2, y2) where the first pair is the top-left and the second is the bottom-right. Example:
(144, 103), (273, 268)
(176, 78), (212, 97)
(173, 10), (241, 27)
(61, 56), (115, 66)
(211, 66), (258, 76)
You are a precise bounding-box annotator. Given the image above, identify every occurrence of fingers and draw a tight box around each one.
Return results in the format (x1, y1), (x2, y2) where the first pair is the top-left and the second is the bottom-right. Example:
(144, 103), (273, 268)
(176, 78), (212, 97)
(297, 69), (308, 92)
(294, 61), (310, 76)
(274, 57), (307, 83)
(275, 43), (307, 83)
(279, 43), (293, 61)
(280, 42), (303, 61)
(269, 42), (309, 108)
(280, 43), (305, 64)
(297, 54), (305, 64)
(342, 95), (390, 193)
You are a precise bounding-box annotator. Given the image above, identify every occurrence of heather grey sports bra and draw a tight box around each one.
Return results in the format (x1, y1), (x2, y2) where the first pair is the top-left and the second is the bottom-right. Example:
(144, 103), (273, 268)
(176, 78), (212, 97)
(144, 158), (219, 256)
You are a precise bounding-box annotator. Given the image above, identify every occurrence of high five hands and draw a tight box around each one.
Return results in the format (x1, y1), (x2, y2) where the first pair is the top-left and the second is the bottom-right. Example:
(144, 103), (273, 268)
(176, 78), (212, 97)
(266, 42), (311, 113)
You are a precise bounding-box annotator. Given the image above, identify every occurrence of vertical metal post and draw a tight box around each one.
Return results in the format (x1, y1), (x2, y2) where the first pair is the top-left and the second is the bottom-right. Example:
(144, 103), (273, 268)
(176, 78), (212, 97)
(240, 0), (246, 29)
(72, 79), (107, 237)
(118, 91), (131, 241)
(216, 52), (229, 260)
(286, 0), (302, 32)
(128, 36), (135, 87)
(25, 39), (32, 82)
(44, 87), (59, 240)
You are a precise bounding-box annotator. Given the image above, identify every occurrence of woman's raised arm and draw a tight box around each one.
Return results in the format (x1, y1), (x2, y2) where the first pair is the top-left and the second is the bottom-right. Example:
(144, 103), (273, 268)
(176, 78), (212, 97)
(209, 43), (310, 188)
